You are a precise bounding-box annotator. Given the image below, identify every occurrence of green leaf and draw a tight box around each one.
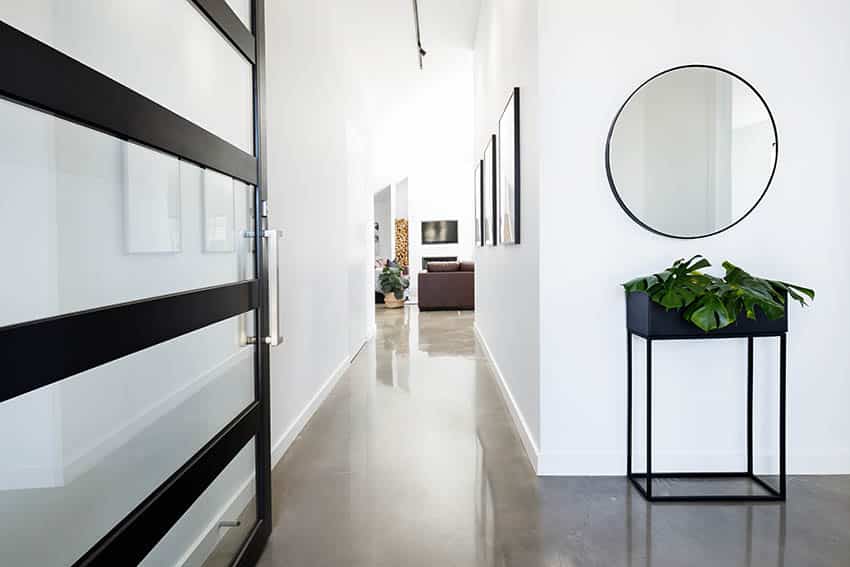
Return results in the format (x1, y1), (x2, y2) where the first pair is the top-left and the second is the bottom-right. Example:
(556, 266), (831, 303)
(742, 296), (758, 320)
(686, 295), (734, 331)
(625, 257), (814, 332)
(687, 256), (711, 272)
(789, 284), (815, 301)
(622, 275), (658, 292)
(626, 257), (713, 311)
(771, 281), (815, 306)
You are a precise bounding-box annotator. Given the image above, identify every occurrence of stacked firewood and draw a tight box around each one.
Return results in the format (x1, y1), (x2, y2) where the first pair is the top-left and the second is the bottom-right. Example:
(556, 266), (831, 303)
(394, 218), (409, 268)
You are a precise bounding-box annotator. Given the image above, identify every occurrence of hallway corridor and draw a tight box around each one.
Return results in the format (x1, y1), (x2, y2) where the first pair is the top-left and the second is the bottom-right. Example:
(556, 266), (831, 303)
(256, 308), (850, 567)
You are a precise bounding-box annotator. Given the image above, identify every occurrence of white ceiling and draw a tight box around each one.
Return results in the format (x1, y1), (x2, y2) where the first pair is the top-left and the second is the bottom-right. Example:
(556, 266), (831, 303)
(330, 0), (481, 186)
(417, 0), (482, 49)
(340, 0), (481, 75)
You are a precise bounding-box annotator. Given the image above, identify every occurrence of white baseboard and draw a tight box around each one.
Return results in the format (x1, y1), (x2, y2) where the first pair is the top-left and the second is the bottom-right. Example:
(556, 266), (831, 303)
(536, 452), (622, 476)
(789, 452), (850, 474)
(535, 452), (850, 476)
(535, 451), (747, 476)
(473, 323), (540, 473)
(178, 474), (255, 567)
(270, 337), (368, 468)
(0, 464), (63, 490)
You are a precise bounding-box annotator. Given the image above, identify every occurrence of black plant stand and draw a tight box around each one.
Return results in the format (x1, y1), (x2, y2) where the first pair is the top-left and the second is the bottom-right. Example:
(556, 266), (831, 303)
(626, 292), (787, 503)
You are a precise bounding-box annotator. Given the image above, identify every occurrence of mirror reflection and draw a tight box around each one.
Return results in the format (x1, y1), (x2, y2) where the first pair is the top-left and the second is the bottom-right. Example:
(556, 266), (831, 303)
(607, 66), (777, 238)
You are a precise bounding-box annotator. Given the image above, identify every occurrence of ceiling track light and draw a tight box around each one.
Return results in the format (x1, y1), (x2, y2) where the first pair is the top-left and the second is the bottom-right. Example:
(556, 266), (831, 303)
(413, 0), (425, 69)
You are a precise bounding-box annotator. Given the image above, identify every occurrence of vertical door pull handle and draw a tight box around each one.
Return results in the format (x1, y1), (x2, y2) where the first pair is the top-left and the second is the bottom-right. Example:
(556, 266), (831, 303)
(264, 229), (283, 346)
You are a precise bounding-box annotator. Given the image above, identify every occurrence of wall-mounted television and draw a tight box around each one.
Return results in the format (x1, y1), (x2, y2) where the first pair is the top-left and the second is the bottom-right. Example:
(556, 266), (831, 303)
(421, 220), (458, 245)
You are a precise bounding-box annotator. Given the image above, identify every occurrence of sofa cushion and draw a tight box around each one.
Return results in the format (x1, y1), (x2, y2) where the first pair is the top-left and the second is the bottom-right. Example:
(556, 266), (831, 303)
(459, 261), (475, 272)
(427, 261), (459, 272)
(418, 270), (474, 310)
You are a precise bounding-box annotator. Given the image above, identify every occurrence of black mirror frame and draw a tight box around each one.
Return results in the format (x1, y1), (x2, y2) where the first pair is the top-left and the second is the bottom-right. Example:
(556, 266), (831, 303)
(604, 64), (779, 240)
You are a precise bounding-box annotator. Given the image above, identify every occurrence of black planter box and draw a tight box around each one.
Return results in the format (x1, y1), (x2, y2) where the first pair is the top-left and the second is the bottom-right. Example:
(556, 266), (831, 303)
(626, 291), (787, 338)
(625, 290), (789, 502)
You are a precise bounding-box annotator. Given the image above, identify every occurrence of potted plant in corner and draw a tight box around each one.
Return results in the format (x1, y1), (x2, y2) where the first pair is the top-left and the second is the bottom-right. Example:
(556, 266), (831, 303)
(379, 261), (410, 309)
(623, 255), (814, 335)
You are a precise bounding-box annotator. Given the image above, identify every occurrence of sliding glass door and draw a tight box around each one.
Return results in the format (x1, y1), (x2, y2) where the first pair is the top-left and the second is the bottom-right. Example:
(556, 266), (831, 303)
(0, 1), (271, 565)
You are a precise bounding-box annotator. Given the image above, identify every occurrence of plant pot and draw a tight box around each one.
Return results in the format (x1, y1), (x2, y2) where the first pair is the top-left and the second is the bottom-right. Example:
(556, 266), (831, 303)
(383, 292), (405, 309)
(626, 291), (788, 338)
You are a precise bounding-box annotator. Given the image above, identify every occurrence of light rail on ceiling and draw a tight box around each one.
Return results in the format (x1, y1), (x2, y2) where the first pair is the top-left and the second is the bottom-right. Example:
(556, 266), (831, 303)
(412, 0), (426, 69)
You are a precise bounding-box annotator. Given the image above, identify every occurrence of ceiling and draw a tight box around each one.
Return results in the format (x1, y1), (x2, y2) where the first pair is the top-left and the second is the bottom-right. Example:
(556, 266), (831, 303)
(339, 0), (481, 75)
(416, 0), (482, 50)
(330, 0), (481, 186)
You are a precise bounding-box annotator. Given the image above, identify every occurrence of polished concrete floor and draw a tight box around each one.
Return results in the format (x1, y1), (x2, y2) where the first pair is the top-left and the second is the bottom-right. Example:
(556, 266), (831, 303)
(257, 307), (850, 566)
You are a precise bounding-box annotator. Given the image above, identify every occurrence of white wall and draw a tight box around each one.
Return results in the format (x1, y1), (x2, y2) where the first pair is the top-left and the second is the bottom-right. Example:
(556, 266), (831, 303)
(264, 0), (375, 468)
(395, 178), (409, 219)
(537, 0), (850, 474)
(473, 0), (541, 463)
(374, 187), (392, 259)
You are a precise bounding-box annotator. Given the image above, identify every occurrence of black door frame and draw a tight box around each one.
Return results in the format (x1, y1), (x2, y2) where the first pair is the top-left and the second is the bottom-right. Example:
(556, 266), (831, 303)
(0, 1), (272, 565)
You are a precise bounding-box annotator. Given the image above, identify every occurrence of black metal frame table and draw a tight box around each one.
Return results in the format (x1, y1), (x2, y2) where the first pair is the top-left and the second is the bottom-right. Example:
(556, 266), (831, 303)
(626, 292), (787, 503)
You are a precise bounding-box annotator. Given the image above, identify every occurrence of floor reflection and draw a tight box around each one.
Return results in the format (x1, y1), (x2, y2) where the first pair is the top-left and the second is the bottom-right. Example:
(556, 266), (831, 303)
(258, 307), (850, 567)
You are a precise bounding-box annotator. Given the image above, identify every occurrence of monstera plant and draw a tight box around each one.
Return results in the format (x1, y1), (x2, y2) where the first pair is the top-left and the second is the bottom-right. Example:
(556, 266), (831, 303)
(623, 256), (814, 331)
(379, 263), (409, 309)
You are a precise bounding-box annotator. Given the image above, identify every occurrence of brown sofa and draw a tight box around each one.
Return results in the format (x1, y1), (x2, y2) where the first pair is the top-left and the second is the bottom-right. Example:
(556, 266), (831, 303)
(418, 261), (474, 311)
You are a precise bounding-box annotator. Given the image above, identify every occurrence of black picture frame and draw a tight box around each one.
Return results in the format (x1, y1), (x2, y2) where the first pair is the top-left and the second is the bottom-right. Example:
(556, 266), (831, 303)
(604, 64), (778, 240)
(498, 87), (521, 244)
(474, 160), (483, 246)
(482, 134), (497, 246)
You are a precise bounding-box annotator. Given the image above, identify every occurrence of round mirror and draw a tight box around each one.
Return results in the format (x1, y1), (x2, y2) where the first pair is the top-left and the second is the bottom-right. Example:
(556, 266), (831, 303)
(605, 65), (778, 239)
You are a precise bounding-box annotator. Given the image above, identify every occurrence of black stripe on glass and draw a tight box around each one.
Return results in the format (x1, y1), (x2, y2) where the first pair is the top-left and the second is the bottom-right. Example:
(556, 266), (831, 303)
(191, 0), (257, 63)
(0, 21), (258, 185)
(72, 402), (261, 567)
(0, 280), (258, 404)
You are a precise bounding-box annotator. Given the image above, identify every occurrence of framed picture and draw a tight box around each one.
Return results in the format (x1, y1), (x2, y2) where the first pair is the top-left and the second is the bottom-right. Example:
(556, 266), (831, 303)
(482, 134), (497, 246)
(123, 142), (182, 254)
(474, 160), (483, 246)
(202, 168), (236, 253)
(498, 87), (520, 244)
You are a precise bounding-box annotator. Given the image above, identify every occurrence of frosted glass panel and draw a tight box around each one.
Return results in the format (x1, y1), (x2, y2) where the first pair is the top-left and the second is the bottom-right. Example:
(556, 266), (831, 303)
(142, 440), (257, 567)
(204, 169), (238, 253)
(0, 315), (255, 566)
(124, 143), (183, 254)
(0, 0), (253, 152)
(0, 99), (255, 328)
